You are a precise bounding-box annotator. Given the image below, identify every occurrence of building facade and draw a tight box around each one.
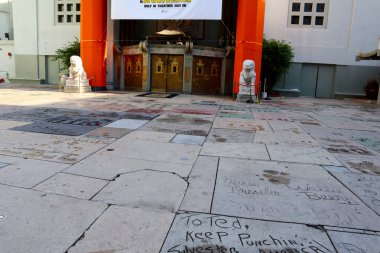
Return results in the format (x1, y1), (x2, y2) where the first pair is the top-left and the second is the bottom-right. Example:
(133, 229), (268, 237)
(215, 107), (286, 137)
(0, 0), (80, 84)
(81, 0), (265, 94)
(265, 0), (380, 98)
(1, 0), (379, 98)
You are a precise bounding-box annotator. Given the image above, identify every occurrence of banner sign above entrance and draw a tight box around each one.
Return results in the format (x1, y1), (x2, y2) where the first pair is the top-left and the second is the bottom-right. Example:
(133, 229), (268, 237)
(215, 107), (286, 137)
(111, 0), (223, 20)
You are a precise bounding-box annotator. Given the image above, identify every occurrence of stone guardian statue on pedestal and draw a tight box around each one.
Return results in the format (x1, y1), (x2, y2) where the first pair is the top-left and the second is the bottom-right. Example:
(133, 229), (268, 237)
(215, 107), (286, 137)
(237, 60), (256, 103)
(62, 55), (91, 93)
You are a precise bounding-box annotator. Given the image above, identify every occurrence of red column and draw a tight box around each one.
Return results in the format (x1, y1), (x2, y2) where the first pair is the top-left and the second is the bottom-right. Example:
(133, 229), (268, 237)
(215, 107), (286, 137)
(80, 0), (107, 89)
(234, 0), (266, 94)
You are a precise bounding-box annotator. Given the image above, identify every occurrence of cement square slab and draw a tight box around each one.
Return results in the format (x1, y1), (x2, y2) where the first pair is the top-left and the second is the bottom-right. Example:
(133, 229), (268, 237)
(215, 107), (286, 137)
(171, 134), (206, 145)
(267, 145), (342, 166)
(301, 125), (346, 139)
(268, 121), (306, 133)
(34, 173), (109, 199)
(213, 117), (272, 131)
(0, 129), (51, 144)
(104, 118), (148, 129)
(254, 131), (321, 147)
(11, 122), (97, 136)
(315, 136), (377, 156)
(68, 205), (175, 253)
(311, 114), (377, 131)
(93, 171), (187, 212)
(172, 108), (218, 115)
(0, 159), (70, 188)
(251, 112), (290, 121)
(0, 184), (107, 253)
(84, 127), (131, 139)
(126, 108), (165, 115)
(200, 142), (269, 160)
(220, 105), (248, 111)
(65, 152), (193, 180)
(218, 110), (253, 119)
(192, 100), (222, 106)
(328, 231), (380, 253)
(250, 107), (281, 113)
(343, 129), (380, 153)
(142, 121), (211, 136)
(122, 130), (176, 143)
(109, 139), (201, 165)
(45, 115), (117, 127)
(206, 128), (255, 143)
(180, 156), (219, 213)
(0, 154), (23, 164)
(212, 158), (380, 230)
(334, 154), (380, 175)
(122, 111), (160, 120)
(0, 120), (32, 130)
(332, 172), (380, 215)
(154, 112), (215, 124)
(0, 135), (112, 164)
(161, 212), (336, 253)
(324, 166), (351, 173)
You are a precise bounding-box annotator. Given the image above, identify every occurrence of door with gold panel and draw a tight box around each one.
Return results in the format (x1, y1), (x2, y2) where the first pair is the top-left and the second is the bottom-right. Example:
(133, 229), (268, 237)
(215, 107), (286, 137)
(192, 56), (222, 94)
(151, 54), (183, 93)
(124, 54), (143, 91)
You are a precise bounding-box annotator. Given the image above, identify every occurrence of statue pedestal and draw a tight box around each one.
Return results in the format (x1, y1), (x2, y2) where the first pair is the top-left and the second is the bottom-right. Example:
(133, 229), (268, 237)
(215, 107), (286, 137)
(64, 79), (91, 93)
(236, 84), (256, 102)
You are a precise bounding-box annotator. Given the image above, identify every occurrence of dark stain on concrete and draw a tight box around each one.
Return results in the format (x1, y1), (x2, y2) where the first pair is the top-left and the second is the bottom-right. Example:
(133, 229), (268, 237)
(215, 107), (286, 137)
(263, 170), (290, 185)
(348, 161), (380, 175)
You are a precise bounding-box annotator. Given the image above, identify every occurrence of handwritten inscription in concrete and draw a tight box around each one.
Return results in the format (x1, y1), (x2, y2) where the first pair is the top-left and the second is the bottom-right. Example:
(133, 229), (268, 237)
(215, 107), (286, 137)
(212, 158), (380, 231)
(328, 231), (380, 253)
(333, 172), (380, 215)
(161, 212), (335, 253)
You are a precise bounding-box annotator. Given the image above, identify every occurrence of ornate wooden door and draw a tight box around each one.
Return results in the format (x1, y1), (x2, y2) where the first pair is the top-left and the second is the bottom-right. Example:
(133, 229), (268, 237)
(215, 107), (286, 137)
(124, 54), (143, 91)
(151, 54), (183, 93)
(192, 56), (222, 94)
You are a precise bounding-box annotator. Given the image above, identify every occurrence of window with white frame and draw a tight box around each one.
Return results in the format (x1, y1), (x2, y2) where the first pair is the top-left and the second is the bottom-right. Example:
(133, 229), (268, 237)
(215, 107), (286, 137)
(288, 0), (329, 28)
(55, 0), (80, 25)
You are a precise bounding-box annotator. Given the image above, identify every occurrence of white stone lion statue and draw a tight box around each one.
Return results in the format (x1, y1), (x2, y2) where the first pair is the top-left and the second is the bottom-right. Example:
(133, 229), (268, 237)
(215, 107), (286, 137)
(61, 55), (91, 92)
(69, 55), (87, 80)
(238, 59), (256, 96)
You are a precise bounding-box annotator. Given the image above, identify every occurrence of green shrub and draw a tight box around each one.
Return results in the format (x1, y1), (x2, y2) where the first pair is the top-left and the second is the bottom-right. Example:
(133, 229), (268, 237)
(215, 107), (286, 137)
(52, 38), (80, 71)
(261, 38), (294, 91)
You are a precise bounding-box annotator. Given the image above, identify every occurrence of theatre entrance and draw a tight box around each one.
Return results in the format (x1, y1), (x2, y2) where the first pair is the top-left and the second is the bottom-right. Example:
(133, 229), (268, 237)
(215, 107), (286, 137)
(124, 54), (143, 91)
(151, 54), (184, 93)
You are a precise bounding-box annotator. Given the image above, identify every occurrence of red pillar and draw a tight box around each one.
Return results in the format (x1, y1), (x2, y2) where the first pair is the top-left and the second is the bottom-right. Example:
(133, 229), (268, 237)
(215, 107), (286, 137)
(234, 0), (266, 94)
(80, 0), (107, 89)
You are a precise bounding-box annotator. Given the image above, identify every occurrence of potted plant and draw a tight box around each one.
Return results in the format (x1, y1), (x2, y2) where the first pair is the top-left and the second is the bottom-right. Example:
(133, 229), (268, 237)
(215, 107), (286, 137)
(52, 37), (80, 71)
(261, 38), (294, 95)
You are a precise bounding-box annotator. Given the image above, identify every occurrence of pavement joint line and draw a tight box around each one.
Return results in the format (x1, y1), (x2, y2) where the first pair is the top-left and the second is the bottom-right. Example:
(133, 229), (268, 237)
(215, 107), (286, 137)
(265, 144), (272, 160)
(209, 157), (220, 214)
(320, 234), (339, 253)
(0, 182), (101, 202)
(89, 178), (114, 201)
(61, 171), (113, 181)
(327, 170), (380, 216)
(108, 169), (189, 184)
(29, 167), (69, 189)
(64, 204), (111, 253)
(324, 227), (380, 236)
